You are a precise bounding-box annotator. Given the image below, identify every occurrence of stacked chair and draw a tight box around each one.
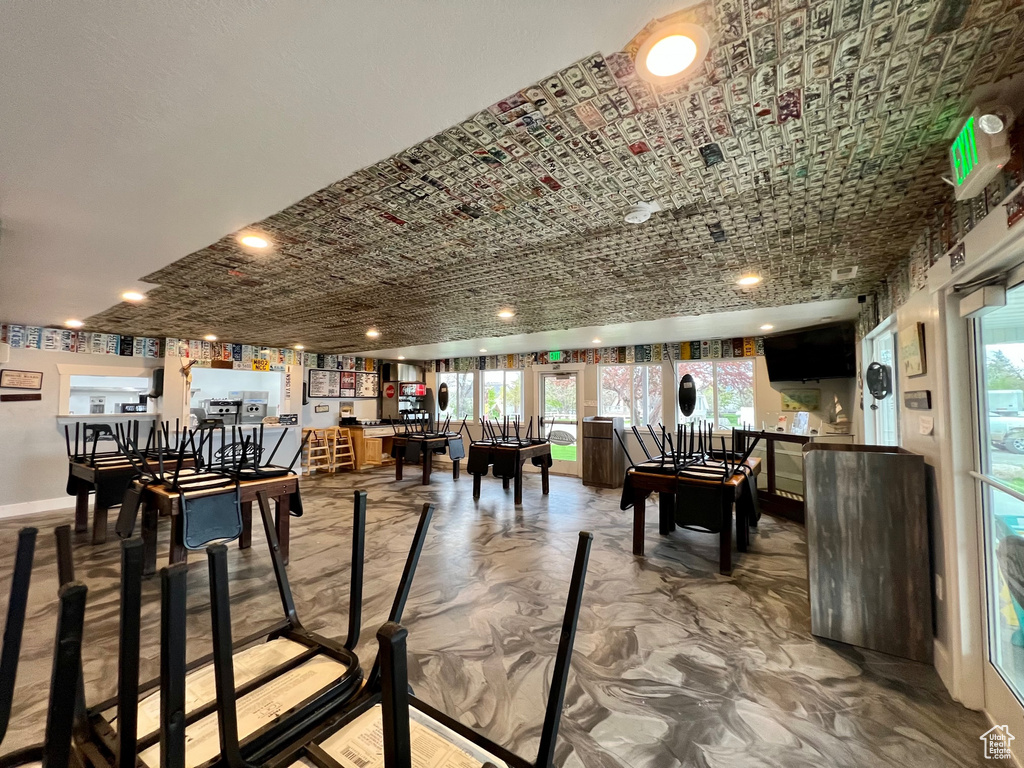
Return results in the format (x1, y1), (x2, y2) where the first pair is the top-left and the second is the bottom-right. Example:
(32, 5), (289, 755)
(0, 528), (90, 768)
(300, 429), (332, 475)
(2, 494), (595, 768)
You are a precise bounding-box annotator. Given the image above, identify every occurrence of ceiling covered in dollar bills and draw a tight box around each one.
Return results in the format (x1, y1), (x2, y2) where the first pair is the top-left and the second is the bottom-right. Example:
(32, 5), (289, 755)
(85, 0), (1024, 354)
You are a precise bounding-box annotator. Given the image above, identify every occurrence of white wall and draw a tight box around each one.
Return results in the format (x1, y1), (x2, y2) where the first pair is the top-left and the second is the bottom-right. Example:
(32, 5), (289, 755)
(0, 348), (163, 513)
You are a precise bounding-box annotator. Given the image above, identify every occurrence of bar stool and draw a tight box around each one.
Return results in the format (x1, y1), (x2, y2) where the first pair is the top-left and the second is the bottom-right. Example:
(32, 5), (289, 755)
(301, 428), (332, 475)
(326, 427), (355, 472)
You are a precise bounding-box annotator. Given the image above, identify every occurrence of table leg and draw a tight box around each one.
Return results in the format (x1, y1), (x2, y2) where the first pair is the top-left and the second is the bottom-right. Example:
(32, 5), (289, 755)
(658, 492), (676, 535)
(275, 495), (290, 565)
(541, 460), (550, 495)
(141, 502), (158, 577)
(170, 513), (187, 566)
(632, 491), (646, 556)
(473, 473), (481, 499)
(514, 462), (524, 505)
(422, 450), (432, 485)
(240, 500), (253, 549)
(92, 504), (108, 545)
(74, 482), (89, 533)
(502, 476), (510, 490)
(396, 453), (404, 481)
(452, 459), (460, 481)
(719, 494), (733, 575)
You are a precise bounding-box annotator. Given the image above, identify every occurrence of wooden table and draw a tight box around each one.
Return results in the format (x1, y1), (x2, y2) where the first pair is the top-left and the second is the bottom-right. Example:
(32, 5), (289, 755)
(138, 474), (297, 575)
(468, 441), (552, 505)
(69, 457), (193, 545)
(626, 457), (761, 574)
(393, 435), (460, 485)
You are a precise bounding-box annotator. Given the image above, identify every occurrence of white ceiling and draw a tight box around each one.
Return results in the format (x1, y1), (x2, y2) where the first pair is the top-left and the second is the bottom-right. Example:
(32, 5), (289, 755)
(360, 297), (860, 360)
(0, 0), (687, 326)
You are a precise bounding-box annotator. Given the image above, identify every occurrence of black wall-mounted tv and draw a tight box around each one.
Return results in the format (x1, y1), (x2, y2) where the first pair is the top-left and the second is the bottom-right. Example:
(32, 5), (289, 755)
(763, 323), (856, 382)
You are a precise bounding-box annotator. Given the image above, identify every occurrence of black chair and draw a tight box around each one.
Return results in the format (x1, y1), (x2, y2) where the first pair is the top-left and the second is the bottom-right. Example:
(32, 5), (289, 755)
(256, 531), (593, 768)
(69, 490), (432, 768)
(0, 529), (37, 752)
(0, 578), (88, 768)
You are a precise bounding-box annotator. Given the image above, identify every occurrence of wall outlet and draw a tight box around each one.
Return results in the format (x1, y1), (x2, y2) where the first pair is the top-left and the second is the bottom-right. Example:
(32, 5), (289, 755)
(935, 574), (944, 602)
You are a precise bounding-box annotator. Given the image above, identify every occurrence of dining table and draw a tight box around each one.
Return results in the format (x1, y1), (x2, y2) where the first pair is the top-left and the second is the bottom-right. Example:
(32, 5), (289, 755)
(621, 456), (761, 574)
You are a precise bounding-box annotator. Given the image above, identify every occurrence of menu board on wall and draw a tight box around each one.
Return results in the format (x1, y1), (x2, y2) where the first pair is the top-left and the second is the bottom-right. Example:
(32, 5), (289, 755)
(355, 372), (378, 398)
(307, 369), (341, 398)
(339, 371), (356, 398)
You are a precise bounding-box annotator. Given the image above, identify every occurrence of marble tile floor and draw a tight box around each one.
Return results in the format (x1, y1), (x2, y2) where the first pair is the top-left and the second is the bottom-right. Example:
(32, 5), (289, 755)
(0, 467), (991, 767)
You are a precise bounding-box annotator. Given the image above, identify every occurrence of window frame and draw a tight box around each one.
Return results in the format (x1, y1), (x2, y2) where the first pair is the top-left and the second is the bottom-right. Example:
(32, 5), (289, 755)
(675, 358), (756, 430)
(598, 363), (665, 427)
(481, 369), (524, 421)
(435, 371), (477, 423)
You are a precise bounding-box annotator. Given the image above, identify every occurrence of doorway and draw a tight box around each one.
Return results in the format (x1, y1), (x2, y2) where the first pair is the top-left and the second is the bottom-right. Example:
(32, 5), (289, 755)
(540, 372), (579, 475)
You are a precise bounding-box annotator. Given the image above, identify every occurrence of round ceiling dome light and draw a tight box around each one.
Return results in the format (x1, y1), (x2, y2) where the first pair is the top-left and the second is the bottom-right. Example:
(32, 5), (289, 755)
(635, 22), (710, 85)
(736, 275), (761, 286)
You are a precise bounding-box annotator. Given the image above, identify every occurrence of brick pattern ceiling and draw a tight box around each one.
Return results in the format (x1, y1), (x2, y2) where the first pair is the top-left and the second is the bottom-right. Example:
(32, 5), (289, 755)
(87, 0), (1024, 353)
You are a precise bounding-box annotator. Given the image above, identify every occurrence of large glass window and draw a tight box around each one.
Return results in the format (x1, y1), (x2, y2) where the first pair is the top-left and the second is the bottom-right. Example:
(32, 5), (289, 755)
(482, 370), (523, 420)
(599, 364), (663, 427)
(676, 359), (755, 429)
(865, 327), (900, 446)
(436, 372), (475, 421)
(976, 282), (1024, 703)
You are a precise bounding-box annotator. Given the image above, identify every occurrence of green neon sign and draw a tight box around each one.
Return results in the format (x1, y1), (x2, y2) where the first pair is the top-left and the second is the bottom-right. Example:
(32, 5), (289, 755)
(951, 116), (979, 187)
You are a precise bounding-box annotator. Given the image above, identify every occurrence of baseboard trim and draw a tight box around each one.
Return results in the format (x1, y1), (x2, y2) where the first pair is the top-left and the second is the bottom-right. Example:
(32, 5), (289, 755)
(0, 496), (74, 520)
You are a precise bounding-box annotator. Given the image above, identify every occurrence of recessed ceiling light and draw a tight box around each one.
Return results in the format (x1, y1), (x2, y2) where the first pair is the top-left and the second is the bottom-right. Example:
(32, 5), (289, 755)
(366, 329), (380, 338)
(479, 348), (487, 353)
(635, 22), (710, 85)
(592, 338), (602, 344)
(65, 319), (84, 329)
(294, 344), (304, 350)
(240, 235), (269, 249)
(122, 291), (145, 302)
(497, 309), (515, 319)
(204, 334), (217, 342)
(760, 324), (774, 331)
(397, 355), (406, 360)
(737, 275), (761, 286)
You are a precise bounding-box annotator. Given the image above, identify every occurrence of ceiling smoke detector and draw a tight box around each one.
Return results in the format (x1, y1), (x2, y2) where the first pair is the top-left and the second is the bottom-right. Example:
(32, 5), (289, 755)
(624, 200), (662, 225)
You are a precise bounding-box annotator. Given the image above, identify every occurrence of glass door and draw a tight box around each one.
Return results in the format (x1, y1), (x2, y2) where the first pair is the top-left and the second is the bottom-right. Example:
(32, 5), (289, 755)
(974, 281), (1024, 709)
(541, 372), (579, 475)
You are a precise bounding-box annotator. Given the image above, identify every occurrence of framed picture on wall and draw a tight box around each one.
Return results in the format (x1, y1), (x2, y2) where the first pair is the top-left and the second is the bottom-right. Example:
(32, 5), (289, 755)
(0, 369), (43, 390)
(899, 323), (927, 378)
(780, 388), (820, 411)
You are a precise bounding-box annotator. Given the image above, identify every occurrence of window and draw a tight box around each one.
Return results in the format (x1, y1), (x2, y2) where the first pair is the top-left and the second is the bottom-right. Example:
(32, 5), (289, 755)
(676, 359), (755, 429)
(864, 323), (900, 446)
(599, 364), (663, 427)
(482, 370), (523, 420)
(436, 372), (475, 421)
(974, 282), (1024, 703)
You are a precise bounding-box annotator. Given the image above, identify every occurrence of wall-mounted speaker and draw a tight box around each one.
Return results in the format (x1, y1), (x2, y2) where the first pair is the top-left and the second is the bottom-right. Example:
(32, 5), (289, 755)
(150, 368), (164, 398)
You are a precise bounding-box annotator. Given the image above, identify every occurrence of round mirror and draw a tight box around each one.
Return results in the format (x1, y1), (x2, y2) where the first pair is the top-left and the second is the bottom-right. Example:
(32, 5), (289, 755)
(679, 373), (697, 417)
(865, 362), (892, 400)
(437, 382), (449, 411)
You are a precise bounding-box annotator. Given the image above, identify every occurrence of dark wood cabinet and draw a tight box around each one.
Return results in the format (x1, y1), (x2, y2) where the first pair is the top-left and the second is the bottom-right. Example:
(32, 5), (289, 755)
(582, 416), (625, 489)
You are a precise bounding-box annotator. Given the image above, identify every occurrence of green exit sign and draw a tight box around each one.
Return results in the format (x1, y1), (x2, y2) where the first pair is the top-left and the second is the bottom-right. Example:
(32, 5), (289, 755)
(950, 115), (979, 187)
(949, 110), (1010, 201)
(549, 350), (562, 362)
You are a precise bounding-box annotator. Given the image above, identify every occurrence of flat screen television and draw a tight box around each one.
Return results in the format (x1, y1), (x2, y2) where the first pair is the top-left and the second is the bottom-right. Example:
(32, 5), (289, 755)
(763, 323), (856, 382)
